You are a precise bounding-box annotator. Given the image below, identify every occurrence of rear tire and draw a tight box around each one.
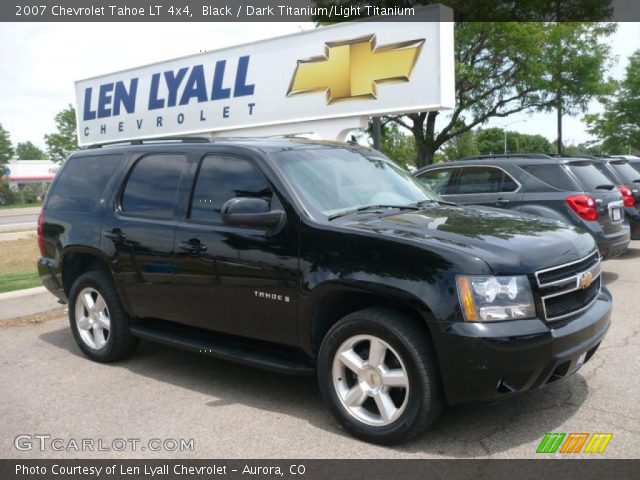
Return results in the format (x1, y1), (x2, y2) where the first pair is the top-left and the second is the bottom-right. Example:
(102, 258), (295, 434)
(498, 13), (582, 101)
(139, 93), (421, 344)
(317, 307), (443, 444)
(68, 269), (139, 362)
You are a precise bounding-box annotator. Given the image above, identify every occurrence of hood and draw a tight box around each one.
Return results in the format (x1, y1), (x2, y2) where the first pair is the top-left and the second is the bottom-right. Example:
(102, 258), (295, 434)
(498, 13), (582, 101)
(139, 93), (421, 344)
(342, 204), (597, 275)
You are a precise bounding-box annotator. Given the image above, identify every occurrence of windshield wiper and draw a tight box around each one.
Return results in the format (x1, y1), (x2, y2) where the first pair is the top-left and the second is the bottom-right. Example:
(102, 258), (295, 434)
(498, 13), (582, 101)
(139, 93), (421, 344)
(328, 204), (420, 221)
(411, 199), (454, 207)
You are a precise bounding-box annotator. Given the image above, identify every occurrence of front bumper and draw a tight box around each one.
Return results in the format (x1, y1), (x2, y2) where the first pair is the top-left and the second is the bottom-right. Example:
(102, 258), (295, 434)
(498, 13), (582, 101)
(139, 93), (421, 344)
(429, 288), (611, 405)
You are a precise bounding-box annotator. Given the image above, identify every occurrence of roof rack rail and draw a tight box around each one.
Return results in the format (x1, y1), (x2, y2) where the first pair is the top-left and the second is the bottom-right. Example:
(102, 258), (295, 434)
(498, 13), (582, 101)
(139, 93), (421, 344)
(555, 153), (618, 161)
(460, 153), (552, 160)
(86, 136), (213, 149)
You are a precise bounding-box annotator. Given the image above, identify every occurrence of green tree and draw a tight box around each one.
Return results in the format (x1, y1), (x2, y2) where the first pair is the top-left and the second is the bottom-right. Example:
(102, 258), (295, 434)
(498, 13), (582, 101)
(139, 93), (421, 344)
(0, 124), (14, 176)
(441, 124), (478, 160)
(391, 21), (614, 166)
(475, 128), (506, 155)
(16, 141), (45, 160)
(475, 127), (553, 155)
(370, 122), (417, 167)
(585, 50), (640, 155)
(540, 22), (616, 154)
(44, 105), (78, 162)
(0, 178), (18, 205)
(314, 1), (615, 167)
(515, 132), (553, 154)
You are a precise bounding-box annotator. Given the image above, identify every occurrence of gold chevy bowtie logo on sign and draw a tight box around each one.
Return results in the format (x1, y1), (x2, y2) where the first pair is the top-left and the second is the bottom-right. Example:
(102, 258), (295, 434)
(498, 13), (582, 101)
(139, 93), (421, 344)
(287, 35), (425, 104)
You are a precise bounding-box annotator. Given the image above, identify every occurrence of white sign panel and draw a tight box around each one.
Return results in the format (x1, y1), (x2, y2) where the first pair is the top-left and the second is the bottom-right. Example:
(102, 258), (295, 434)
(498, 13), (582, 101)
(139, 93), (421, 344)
(75, 13), (454, 146)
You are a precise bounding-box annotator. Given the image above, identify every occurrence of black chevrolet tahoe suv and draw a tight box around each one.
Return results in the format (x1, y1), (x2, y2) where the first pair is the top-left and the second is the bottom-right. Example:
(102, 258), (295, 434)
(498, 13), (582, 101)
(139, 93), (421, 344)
(38, 138), (611, 444)
(415, 154), (631, 259)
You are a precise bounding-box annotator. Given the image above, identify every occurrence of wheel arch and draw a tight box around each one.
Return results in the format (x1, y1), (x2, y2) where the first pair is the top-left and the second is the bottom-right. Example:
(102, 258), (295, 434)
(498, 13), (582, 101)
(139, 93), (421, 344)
(60, 247), (114, 298)
(303, 281), (437, 360)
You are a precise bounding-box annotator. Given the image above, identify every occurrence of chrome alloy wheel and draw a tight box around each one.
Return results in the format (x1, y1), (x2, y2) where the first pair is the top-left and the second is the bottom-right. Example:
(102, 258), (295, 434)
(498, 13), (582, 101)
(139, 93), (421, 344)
(332, 334), (410, 426)
(75, 287), (110, 350)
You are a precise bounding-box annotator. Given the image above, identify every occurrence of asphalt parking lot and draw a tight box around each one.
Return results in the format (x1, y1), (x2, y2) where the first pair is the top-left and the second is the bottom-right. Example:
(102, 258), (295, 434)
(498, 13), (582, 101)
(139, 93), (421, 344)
(1, 242), (639, 459)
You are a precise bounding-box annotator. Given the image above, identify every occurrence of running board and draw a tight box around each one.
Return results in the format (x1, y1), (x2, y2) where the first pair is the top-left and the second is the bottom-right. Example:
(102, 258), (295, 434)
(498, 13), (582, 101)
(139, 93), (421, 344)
(129, 320), (315, 375)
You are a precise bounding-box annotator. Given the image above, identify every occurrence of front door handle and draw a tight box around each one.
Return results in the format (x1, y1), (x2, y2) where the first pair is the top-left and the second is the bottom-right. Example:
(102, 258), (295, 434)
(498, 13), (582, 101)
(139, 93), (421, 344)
(496, 198), (510, 204)
(178, 240), (208, 255)
(104, 229), (126, 242)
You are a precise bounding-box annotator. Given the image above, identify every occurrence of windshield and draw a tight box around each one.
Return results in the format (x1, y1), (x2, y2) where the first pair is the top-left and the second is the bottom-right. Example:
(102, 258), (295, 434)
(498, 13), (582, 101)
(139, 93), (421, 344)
(274, 147), (440, 218)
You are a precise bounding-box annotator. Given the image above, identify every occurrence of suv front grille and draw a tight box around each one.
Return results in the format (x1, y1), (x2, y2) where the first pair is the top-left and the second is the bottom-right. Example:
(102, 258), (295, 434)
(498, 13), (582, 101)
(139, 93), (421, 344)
(535, 251), (602, 322)
(543, 276), (601, 320)
(536, 251), (600, 287)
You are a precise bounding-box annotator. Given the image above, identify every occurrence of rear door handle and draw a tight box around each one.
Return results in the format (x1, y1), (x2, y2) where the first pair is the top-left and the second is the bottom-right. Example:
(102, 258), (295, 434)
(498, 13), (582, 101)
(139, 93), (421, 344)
(104, 230), (126, 242)
(178, 240), (208, 255)
(496, 198), (510, 204)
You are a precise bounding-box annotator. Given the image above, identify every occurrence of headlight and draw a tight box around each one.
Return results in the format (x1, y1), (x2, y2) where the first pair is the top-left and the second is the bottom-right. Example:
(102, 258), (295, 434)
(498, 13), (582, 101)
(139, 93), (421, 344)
(456, 275), (536, 321)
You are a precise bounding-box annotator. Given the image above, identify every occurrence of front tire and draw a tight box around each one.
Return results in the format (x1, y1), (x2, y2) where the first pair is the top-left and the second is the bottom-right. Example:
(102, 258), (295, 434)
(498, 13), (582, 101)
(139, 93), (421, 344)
(68, 269), (138, 362)
(318, 308), (443, 444)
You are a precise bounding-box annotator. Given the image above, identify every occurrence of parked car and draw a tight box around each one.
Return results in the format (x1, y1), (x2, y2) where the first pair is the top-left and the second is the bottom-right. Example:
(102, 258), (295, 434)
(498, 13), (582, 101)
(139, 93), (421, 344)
(415, 154), (630, 259)
(611, 155), (640, 175)
(39, 139), (610, 444)
(582, 156), (640, 240)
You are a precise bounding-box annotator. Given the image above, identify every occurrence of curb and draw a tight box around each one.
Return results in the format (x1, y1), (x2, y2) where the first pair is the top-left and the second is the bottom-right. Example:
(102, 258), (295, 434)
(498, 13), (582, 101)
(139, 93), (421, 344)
(0, 286), (65, 321)
(0, 286), (47, 300)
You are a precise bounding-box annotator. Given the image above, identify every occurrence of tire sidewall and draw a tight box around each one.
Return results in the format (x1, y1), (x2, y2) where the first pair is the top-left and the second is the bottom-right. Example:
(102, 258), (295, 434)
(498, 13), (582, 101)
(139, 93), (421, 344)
(69, 271), (120, 361)
(318, 317), (431, 443)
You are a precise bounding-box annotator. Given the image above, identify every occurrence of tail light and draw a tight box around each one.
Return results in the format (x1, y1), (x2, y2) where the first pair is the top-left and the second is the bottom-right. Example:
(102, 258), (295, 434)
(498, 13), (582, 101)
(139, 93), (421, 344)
(37, 210), (45, 256)
(565, 194), (597, 222)
(618, 186), (635, 208)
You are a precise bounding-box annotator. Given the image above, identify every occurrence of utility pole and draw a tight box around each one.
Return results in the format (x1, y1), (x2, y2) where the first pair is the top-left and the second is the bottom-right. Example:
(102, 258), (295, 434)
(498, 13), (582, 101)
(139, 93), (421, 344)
(557, 95), (563, 156)
(502, 119), (526, 154)
(372, 117), (382, 150)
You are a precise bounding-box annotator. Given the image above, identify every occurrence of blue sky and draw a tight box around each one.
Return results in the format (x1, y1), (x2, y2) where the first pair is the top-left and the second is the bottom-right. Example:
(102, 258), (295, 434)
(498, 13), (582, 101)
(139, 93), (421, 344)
(0, 21), (638, 151)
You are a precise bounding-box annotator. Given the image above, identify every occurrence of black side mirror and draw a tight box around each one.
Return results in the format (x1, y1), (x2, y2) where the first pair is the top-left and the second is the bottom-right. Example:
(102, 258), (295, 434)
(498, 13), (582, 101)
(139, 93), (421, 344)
(221, 197), (284, 229)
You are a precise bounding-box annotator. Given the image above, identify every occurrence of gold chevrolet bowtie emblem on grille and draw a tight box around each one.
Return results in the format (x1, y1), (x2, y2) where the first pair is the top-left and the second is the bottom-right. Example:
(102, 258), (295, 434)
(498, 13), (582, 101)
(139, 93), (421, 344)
(580, 271), (594, 289)
(287, 35), (424, 104)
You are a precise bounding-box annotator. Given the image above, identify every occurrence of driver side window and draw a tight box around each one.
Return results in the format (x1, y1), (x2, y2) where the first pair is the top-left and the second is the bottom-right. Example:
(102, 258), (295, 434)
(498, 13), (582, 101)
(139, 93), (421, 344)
(189, 154), (272, 224)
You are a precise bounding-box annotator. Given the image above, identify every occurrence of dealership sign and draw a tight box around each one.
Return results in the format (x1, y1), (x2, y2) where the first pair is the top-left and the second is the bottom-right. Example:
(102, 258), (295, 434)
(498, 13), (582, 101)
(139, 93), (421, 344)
(75, 10), (454, 145)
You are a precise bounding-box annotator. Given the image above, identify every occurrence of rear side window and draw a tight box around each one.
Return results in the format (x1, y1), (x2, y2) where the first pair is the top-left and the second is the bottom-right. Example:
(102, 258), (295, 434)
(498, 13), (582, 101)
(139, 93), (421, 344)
(609, 160), (640, 184)
(46, 154), (122, 212)
(189, 155), (272, 224)
(416, 168), (456, 195)
(121, 154), (187, 219)
(456, 167), (518, 194)
(567, 162), (615, 191)
(592, 162), (619, 183)
(522, 164), (578, 191)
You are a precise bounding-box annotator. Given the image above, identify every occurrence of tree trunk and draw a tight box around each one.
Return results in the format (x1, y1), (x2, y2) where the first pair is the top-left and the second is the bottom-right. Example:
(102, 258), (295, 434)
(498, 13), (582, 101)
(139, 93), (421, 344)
(411, 111), (438, 168)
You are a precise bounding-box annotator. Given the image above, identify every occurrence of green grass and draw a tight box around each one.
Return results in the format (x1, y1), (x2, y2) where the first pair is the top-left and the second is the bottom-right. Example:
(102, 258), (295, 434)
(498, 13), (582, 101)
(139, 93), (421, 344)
(0, 271), (41, 294)
(0, 202), (42, 210)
